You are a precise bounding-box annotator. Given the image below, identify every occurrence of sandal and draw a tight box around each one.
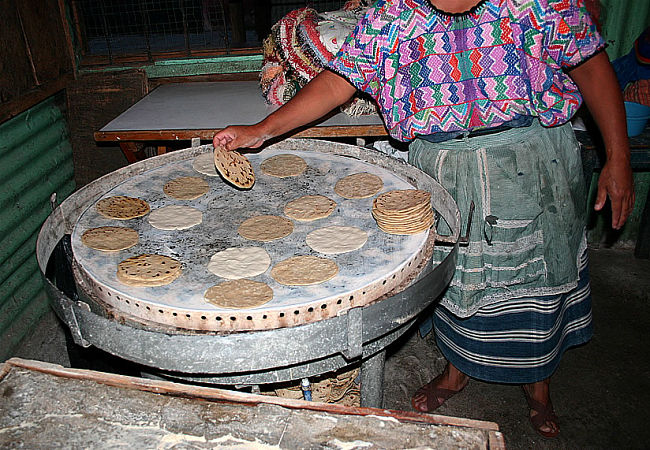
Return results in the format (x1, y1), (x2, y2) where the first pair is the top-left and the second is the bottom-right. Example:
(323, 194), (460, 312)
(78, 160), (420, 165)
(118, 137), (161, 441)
(522, 386), (560, 438)
(411, 374), (467, 413)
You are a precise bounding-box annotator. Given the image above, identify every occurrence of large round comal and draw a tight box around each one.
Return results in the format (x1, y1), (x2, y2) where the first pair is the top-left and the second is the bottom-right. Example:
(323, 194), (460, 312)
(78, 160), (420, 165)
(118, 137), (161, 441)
(36, 139), (460, 388)
(70, 147), (433, 331)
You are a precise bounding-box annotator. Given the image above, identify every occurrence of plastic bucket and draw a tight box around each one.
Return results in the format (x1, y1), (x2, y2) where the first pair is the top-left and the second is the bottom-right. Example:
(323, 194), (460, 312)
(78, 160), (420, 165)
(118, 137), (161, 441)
(625, 101), (650, 137)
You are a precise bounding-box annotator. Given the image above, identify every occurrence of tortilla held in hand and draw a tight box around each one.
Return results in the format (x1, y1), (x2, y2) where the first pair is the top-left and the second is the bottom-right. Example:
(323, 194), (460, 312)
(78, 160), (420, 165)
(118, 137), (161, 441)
(213, 144), (255, 189)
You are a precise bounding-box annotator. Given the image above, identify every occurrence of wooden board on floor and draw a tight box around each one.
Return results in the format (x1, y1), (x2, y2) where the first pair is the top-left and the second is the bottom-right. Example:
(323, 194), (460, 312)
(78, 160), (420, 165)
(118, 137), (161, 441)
(0, 358), (506, 449)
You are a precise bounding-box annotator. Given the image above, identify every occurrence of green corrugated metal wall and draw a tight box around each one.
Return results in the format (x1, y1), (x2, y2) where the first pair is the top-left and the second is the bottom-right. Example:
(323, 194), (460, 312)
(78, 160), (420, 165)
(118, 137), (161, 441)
(0, 95), (75, 361)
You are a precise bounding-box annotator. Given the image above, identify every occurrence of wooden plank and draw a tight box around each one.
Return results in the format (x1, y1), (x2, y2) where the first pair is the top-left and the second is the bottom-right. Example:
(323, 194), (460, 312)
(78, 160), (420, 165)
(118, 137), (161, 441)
(489, 431), (507, 450)
(0, 0), (35, 105)
(119, 142), (142, 164)
(0, 75), (70, 124)
(15, 0), (73, 85)
(148, 72), (259, 90)
(5, 357), (500, 433)
(79, 47), (262, 68)
(57, 0), (77, 79)
(95, 125), (389, 143)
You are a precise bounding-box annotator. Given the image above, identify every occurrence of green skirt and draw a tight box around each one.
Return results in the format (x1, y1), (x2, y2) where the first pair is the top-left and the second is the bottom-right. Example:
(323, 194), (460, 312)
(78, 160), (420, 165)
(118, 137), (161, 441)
(409, 120), (588, 317)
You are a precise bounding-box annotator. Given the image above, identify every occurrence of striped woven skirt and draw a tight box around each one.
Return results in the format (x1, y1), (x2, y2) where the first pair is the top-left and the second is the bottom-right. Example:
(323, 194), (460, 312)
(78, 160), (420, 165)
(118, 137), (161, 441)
(409, 120), (593, 383)
(432, 249), (592, 383)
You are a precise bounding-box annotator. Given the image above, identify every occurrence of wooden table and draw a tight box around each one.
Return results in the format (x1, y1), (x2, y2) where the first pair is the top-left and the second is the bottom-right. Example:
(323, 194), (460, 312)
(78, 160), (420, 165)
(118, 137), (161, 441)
(94, 81), (388, 163)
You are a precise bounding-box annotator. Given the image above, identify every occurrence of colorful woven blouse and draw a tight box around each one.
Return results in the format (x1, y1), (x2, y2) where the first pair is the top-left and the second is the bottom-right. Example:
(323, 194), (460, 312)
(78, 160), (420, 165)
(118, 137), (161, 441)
(328, 0), (605, 142)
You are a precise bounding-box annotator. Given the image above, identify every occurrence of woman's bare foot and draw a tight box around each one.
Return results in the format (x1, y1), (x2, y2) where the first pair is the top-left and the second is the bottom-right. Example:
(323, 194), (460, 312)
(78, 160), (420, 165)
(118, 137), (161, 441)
(522, 378), (560, 438)
(411, 363), (469, 413)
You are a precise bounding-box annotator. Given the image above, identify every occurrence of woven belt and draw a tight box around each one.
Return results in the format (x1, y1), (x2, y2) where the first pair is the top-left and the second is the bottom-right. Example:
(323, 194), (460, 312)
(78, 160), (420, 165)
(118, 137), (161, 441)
(455, 125), (513, 139)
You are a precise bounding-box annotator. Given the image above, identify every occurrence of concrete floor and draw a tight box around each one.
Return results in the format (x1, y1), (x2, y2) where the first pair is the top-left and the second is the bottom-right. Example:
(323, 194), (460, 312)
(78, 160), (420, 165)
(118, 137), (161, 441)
(10, 247), (650, 449)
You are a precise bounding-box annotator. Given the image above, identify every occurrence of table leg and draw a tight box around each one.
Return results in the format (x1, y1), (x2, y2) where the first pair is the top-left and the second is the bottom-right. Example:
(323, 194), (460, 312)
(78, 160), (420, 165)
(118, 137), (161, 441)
(360, 350), (386, 408)
(119, 142), (141, 164)
(157, 146), (167, 156)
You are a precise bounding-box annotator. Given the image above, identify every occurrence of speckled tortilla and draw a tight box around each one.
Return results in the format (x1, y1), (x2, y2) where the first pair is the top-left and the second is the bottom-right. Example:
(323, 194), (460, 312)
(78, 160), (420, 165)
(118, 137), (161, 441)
(204, 279), (273, 308)
(96, 196), (150, 220)
(148, 205), (203, 230)
(213, 145), (255, 189)
(334, 173), (383, 199)
(163, 176), (210, 200)
(81, 226), (139, 252)
(260, 154), (307, 178)
(271, 255), (338, 286)
(117, 254), (182, 287)
(284, 195), (336, 221)
(207, 246), (271, 279)
(238, 215), (294, 242)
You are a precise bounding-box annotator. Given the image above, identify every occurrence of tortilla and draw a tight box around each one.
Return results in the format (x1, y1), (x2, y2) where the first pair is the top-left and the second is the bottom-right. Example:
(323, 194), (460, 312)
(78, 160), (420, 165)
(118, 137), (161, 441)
(372, 189), (434, 235)
(163, 176), (210, 200)
(284, 195), (336, 221)
(334, 173), (383, 199)
(192, 152), (218, 176)
(213, 145), (255, 189)
(116, 254), (182, 287)
(260, 154), (307, 178)
(207, 246), (271, 279)
(271, 255), (338, 286)
(81, 226), (139, 252)
(96, 196), (150, 220)
(148, 205), (203, 230)
(306, 226), (368, 254)
(238, 215), (294, 241)
(204, 279), (273, 309)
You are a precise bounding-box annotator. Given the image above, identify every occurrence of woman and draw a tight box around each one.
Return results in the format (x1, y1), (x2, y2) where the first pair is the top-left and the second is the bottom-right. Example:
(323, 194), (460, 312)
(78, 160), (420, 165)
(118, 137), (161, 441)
(214, 0), (635, 438)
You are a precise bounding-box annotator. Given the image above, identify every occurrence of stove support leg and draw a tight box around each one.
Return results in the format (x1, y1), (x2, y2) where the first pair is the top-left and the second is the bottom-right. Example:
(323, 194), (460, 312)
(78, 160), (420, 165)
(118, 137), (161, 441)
(360, 350), (386, 408)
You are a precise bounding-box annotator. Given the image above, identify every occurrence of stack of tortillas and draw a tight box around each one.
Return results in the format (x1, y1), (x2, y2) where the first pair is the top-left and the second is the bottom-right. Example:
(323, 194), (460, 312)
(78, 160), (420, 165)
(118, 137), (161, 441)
(372, 189), (434, 235)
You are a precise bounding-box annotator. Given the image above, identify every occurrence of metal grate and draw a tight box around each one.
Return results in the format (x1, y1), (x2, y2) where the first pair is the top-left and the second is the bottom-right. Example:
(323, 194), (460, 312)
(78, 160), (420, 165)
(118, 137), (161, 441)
(72, 0), (354, 63)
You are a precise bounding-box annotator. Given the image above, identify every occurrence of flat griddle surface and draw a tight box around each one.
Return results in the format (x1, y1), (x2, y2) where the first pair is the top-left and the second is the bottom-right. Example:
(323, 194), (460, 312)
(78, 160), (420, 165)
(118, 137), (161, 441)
(71, 147), (430, 331)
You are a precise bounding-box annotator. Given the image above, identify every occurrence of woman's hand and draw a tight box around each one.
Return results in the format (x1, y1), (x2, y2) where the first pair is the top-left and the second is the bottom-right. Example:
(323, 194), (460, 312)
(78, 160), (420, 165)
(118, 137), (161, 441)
(213, 124), (269, 151)
(595, 155), (635, 230)
(569, 52), (635, 229)
(212, 70), (356, 152)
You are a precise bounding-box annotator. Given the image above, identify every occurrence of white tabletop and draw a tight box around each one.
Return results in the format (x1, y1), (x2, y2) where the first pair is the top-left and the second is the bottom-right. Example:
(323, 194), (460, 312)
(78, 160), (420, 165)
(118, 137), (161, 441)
(100, 81), (385, 132)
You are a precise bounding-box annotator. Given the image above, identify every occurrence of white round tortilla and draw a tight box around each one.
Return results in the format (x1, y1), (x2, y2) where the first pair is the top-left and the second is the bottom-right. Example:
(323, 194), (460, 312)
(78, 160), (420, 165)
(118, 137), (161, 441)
(306, 226), (368, 254)
(192, 153), (218, 176)
(148, 205), (203, 230)
(207, 246), (271, 279)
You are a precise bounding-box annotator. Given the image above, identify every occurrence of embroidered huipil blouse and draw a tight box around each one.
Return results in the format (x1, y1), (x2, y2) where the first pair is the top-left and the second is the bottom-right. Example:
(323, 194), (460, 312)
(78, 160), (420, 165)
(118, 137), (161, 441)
(328, 0), (605, 142)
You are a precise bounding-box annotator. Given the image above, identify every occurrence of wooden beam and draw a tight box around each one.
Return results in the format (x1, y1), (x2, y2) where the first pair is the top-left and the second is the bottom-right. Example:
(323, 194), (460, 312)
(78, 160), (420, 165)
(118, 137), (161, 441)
(80, 47), (262, 68)
(4, 357), (502, 434)
(16, 3), (40, 86)
(58, 0), (77, 78)
(0, 75), (71, 124)
(95, 125), (389, 143)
